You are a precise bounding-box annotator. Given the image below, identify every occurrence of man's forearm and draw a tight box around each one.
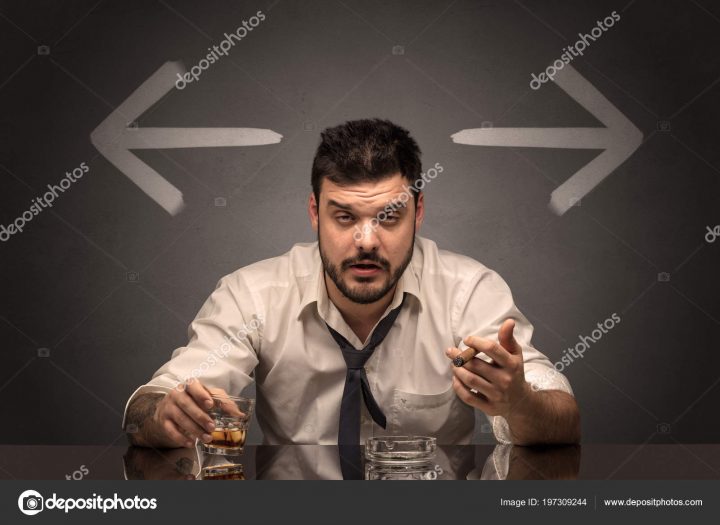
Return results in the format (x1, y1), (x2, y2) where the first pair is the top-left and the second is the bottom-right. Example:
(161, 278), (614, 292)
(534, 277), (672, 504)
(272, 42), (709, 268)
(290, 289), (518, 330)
(124, 393), (170, 448)
(504, 386), (581, 445)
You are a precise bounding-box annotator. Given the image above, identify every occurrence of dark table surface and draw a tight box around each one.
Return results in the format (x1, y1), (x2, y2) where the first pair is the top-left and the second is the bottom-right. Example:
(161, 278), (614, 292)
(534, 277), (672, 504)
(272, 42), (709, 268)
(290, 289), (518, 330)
(1, 443), (720, 480)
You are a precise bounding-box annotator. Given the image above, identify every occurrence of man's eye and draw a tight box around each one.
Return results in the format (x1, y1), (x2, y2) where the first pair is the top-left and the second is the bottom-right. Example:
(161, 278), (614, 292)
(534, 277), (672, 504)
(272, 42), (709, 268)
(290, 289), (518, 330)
(336, 214), (354, 223)
(380, 214), (399, 223)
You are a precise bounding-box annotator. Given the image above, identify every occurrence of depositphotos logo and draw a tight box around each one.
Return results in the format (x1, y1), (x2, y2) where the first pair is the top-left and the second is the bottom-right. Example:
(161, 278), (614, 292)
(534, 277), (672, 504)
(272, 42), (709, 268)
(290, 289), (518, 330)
(17, 489), (158, 515)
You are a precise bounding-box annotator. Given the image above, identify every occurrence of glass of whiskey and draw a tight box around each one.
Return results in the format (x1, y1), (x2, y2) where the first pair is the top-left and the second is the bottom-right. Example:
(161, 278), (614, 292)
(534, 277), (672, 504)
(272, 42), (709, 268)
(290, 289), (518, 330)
(202, 394), (255, 455)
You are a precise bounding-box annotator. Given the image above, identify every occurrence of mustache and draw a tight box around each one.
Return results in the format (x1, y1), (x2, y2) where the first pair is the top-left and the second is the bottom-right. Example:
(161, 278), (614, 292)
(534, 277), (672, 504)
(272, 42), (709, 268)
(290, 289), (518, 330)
(342, 253), (389, 270)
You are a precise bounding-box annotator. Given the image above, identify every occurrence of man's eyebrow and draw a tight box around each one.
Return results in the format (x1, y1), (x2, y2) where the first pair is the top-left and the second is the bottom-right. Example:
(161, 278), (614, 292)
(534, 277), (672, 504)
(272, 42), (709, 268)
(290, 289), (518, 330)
(326, 199), (354, 211)
(326, 199), (408, 214)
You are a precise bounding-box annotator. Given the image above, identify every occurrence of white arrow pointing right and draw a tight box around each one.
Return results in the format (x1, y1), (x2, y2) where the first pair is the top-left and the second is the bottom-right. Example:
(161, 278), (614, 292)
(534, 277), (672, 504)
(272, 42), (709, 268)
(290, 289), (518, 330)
(452, 65), (642, 215)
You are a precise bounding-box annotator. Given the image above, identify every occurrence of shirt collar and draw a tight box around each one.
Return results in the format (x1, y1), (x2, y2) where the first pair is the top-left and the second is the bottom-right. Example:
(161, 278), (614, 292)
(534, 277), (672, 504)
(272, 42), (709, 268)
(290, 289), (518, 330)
(296, 239), (423, 321)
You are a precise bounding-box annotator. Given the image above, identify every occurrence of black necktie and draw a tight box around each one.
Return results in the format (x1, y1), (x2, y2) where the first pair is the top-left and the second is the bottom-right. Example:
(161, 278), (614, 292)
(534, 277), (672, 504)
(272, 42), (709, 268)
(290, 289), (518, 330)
(325, 293), (406, 447)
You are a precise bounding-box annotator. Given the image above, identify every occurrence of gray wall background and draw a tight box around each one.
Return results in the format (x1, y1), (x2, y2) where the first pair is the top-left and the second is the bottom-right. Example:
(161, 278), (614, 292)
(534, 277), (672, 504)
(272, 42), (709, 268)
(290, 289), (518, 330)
(1, 0), (719, 446)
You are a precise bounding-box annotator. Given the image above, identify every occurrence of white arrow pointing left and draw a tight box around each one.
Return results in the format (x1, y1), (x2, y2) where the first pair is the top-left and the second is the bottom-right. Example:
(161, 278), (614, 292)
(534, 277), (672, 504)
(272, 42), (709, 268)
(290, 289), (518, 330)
(91, 61), (282, 215)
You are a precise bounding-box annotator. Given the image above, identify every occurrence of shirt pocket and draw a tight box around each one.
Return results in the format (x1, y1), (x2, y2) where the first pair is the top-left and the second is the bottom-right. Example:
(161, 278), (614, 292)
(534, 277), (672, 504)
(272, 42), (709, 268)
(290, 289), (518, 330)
(385, 385), (475, 444)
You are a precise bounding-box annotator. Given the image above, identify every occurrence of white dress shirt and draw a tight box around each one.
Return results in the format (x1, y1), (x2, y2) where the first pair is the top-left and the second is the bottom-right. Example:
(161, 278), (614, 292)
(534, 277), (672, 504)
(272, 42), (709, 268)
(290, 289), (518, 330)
(122, 235), (573, 445)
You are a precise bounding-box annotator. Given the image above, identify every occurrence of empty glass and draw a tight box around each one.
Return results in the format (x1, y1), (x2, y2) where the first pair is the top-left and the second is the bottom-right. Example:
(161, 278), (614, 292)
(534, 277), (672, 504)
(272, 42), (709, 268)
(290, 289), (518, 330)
(364, 436), (439, 480)
(364, 436), (437, 462)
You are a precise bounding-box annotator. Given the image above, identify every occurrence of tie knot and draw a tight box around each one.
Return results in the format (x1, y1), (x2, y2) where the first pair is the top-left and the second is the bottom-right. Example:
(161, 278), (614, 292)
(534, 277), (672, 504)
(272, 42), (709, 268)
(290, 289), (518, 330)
(341, 347), (374, 370)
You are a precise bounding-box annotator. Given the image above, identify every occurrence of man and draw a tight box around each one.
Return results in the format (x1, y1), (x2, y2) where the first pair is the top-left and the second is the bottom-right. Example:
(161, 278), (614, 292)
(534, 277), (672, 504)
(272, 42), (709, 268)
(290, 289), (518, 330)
(123, 118), (580, 450)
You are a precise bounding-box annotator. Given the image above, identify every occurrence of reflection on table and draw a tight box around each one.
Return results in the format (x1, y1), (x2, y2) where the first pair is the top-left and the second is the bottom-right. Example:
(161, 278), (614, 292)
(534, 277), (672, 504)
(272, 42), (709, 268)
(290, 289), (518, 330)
(122, 443), (581, 480)
(3, 443), (715, 480)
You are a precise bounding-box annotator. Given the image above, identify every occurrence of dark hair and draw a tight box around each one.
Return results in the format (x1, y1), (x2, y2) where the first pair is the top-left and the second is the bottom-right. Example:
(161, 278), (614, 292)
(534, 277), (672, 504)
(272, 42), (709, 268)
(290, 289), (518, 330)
(311, 118), (422, 205)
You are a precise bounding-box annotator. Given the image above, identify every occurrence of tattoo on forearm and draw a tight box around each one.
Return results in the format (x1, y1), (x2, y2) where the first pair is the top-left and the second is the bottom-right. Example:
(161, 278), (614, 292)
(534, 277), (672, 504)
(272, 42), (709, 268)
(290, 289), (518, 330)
(125, 393), (164, 446)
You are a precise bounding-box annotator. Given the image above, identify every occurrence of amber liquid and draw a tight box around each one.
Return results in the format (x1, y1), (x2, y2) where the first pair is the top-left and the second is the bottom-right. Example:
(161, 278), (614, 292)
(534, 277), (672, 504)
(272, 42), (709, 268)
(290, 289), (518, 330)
(202, 464), (245, 480)
(209, 426), (246, 449)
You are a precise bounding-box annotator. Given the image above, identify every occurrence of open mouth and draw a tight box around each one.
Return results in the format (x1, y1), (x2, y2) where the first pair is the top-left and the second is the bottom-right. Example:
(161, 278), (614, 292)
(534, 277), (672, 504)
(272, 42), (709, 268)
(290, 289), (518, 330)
(348, 261), (384, 275)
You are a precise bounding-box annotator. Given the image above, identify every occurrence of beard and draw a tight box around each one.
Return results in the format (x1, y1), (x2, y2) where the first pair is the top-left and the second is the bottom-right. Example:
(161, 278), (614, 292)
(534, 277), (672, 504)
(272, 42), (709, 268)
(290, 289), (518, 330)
(318, 220), (415, 305)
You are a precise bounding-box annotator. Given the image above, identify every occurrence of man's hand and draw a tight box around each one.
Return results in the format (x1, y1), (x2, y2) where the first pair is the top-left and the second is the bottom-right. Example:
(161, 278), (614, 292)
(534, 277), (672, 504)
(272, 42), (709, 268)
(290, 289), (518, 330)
(126, 378), (232, 448)
(151, 378), (220, 448)
(446, 319), (582, 445)
(446, 319), (532, 418)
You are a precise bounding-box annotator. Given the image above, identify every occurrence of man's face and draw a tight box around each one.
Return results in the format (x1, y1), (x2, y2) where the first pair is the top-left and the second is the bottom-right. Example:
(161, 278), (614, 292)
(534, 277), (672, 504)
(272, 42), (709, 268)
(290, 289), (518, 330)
(309, 173), (424, 305)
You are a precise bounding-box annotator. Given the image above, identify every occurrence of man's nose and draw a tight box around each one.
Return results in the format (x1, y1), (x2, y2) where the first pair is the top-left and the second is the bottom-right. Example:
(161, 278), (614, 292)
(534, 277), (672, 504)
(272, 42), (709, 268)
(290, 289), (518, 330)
(353, 219), (381, 251)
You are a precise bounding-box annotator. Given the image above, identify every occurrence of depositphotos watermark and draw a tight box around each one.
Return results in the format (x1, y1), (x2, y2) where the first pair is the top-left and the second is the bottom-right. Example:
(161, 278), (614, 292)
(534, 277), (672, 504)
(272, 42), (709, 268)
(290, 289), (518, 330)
(1, 161), (89, 242)
(18, 489), (157, 515)
(531, 313), (621, 391)
(705, 225), (720, 243)
(175, 10), (266, 90)
(65, 464), (89, 480)
(352, 162), (444, 241)
(555, 312), (620, 371)
(529, 10), (620, 90)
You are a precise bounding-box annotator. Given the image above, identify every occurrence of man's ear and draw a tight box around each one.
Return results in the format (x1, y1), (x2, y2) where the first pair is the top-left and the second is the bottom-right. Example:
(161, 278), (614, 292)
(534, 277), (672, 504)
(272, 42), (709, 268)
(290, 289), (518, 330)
(414, 192), (425, 231)
(308, 192), (319, 232)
